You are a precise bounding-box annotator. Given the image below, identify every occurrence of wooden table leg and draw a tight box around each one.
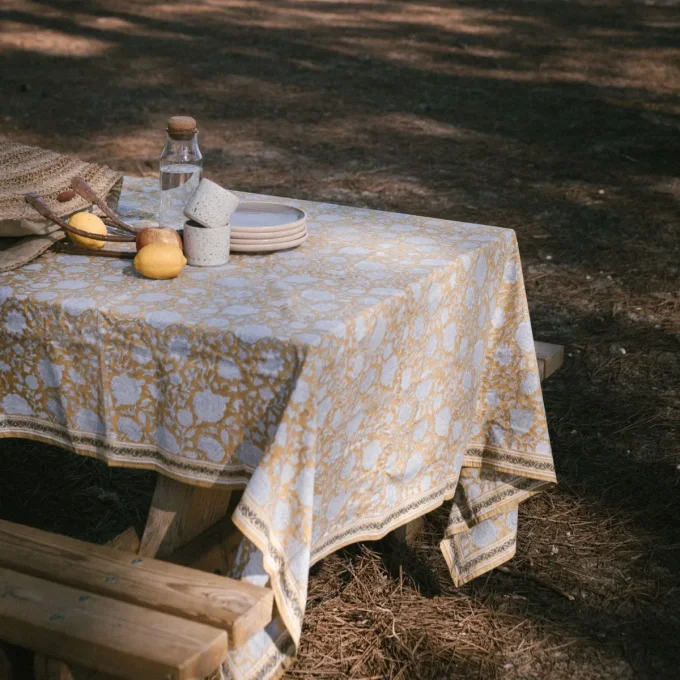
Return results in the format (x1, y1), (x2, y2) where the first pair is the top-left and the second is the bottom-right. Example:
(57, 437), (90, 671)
(33, 656), (73, 680)
(34, 654), (125, 680)
(106, 526), (141, 553)
(138, 475), (234, 559)
(169, 491), (244, 575)
(388, 515), (425, 547)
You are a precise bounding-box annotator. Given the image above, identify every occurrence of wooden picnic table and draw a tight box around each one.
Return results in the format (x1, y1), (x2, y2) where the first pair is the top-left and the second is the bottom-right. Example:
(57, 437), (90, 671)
(0, 177), (558, 680)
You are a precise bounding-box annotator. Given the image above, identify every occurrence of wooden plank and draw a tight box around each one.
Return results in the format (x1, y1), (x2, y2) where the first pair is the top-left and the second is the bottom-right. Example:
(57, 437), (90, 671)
(139, 475), (233, 559)
(106, 527), (141, 554)
(389, 515), (425, 546)
(534, 341), (564, 382)
(0, 520), (273, 648)
(387, 514), (425, 548)
(170, 516), (244, 579)
(0, 567), (228, 680)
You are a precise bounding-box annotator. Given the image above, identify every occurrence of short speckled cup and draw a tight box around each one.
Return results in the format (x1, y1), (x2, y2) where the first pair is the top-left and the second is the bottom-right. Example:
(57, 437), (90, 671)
(183, 220), (230, 266)
(183, 178), (239, 229)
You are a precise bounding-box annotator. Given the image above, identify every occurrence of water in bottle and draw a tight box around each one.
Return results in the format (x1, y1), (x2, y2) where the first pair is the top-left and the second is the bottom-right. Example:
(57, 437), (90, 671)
(159, 116), (203, 230)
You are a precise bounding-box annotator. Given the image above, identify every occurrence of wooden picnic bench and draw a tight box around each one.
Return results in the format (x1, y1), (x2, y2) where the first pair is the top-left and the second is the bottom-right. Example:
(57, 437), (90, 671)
(0, 519), (273, 680)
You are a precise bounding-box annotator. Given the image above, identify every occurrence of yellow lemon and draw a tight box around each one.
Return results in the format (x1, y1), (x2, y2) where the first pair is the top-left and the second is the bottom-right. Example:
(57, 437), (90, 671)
(134, 243), (187, 280)
(67, 212), (108, 249)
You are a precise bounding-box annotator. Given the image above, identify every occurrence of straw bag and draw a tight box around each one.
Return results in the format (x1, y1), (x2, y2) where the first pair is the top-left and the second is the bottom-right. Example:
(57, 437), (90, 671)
(0, 141), (123, 272)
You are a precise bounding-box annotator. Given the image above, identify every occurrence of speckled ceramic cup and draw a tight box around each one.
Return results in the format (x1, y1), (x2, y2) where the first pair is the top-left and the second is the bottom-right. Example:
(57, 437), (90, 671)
(183, 220), (230, 266)
(183, 178), (239, 229)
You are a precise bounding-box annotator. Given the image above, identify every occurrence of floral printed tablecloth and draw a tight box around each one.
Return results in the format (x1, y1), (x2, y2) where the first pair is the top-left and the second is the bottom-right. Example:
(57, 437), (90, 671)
(0, 177), (556, 679)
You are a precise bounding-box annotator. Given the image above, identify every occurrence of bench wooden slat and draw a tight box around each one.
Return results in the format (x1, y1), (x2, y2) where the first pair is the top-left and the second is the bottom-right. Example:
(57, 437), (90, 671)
(0, 520), (273, 648)
(0, 567), (228, 680)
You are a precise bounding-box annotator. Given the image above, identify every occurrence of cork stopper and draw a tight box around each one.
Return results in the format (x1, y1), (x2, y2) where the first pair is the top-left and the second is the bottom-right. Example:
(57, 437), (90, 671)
(167, 116), (197, 140)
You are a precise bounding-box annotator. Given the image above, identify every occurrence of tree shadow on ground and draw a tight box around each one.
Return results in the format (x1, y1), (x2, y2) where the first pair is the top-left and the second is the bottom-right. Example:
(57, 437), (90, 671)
(2, 0), (678, 292)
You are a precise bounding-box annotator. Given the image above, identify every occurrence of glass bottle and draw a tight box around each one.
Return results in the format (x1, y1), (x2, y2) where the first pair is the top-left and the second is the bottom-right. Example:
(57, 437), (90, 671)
(159, 116), (203, 230)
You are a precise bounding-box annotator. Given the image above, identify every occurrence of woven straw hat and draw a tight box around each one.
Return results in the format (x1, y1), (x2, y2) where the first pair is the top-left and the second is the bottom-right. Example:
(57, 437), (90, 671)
(0, 141), (123, 272)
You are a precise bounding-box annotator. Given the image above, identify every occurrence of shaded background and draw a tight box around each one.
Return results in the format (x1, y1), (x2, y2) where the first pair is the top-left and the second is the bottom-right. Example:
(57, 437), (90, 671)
(1, 0), (679, 677)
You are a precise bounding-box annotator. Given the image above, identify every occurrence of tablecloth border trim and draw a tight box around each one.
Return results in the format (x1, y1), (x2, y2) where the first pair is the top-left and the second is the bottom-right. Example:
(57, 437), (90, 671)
(0, 418), (259, 487)
(441, 532), (517, 587)
(447, 477), (553, 535)
(309, 475), (461, 563)
(308, 451), (555, 564)
(0, 419), (557, 487)
(463, 447), (556, 480)
(232, 500), (307, 647)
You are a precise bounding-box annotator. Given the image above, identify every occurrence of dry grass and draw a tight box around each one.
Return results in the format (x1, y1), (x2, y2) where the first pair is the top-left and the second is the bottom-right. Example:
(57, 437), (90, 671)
(1, 0), (680, 677)
(289, 489), (662, 680)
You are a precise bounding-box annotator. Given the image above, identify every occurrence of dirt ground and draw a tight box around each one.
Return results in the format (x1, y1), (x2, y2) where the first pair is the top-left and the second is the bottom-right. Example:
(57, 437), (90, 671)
(1, 1), (679, 678)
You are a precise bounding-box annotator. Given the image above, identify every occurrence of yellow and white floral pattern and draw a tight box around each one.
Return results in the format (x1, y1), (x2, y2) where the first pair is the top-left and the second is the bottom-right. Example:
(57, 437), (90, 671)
(0, 178), (556, 680)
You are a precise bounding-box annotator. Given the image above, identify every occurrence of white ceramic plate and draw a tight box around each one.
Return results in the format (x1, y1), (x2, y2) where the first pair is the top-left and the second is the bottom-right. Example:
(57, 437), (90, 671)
(230, 228), (307, 246)
(230, 224), (306, 239)
(230, 202), (307, 233)
(230, 232), (307, 253)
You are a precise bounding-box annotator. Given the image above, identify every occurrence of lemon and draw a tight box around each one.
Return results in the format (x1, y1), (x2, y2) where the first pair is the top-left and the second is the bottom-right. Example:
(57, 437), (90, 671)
(134, 243), (187, 280)
(67, 212), (108, 249)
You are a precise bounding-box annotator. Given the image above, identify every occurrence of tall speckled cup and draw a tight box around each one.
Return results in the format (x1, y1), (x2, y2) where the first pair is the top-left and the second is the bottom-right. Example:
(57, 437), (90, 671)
(183, 178), (239, 229)
(183, 220), (230, 266)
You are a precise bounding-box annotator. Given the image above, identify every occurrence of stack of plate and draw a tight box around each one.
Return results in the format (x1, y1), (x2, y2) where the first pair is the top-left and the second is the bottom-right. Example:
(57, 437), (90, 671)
(229, 202), (308, 253)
